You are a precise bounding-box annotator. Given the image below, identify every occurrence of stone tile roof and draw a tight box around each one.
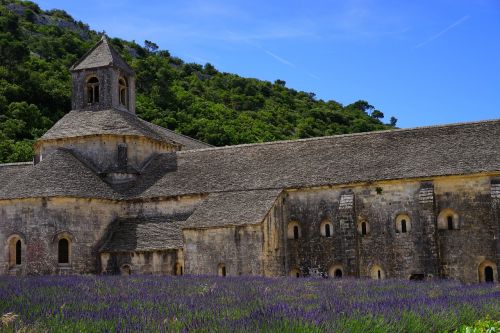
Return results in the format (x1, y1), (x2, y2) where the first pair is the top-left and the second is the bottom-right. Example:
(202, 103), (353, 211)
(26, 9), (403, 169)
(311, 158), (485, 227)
(144, 121), (212, 150)
(70, 36), (133, 73)
(0, 120), (498, 202)
(0, 162), (33, 189)
(39, 109), (212, 150)
(139, 119), (500, 198)
(184, 189), (282, 229)
(112, 153), (176, 197)
(0, 149), (119, 200)
(100, 215), (189, 252)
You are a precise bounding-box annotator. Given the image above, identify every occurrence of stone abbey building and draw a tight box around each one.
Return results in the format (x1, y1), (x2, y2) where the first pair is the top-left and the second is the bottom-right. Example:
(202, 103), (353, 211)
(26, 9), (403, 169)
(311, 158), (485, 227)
(0, 38), (499, 283)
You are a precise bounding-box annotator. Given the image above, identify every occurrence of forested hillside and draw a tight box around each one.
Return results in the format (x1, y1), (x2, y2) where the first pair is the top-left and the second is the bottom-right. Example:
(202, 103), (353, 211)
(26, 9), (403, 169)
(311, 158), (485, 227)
(0, 0), (397, 162)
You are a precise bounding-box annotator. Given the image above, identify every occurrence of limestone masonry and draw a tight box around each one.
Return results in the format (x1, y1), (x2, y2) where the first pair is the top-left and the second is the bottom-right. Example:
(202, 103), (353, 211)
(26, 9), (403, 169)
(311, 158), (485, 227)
(1, 38), (499, 282)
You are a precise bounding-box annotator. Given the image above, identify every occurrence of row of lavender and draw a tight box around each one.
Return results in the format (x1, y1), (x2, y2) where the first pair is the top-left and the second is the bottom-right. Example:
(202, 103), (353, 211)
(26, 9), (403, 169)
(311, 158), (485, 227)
(0, 275), (499, 332)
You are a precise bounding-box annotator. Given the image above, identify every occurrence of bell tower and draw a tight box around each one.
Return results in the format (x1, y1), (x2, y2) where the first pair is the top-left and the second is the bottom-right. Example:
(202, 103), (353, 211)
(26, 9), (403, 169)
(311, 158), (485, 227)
(69, 36), (136, 114)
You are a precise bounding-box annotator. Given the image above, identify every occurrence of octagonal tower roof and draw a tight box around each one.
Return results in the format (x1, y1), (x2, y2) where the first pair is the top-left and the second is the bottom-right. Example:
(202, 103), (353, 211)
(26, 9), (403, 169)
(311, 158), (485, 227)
(70, 36), (134, 74)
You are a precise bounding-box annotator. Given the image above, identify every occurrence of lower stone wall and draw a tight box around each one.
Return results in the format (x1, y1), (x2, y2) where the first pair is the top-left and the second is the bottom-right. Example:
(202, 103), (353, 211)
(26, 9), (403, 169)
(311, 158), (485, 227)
(434, 176), (496, 282)
(183, 225), (263, 276)
(283, 174), (499, 283)
(0, 197), (122, 275)
(0, 195), (202, 276)
(100, 249), (183, 275)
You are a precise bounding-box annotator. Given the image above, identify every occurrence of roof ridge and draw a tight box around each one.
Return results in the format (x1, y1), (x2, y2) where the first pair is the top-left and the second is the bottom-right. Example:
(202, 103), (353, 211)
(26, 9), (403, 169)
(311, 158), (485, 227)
(176, 118), (500, 155)
(69, 37), (105, 71)
(140, 119), (213, 148)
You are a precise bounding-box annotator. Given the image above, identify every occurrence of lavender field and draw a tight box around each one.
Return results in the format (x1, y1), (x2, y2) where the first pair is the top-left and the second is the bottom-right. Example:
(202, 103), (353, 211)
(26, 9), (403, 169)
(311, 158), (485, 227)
(0, 276), (499, 332)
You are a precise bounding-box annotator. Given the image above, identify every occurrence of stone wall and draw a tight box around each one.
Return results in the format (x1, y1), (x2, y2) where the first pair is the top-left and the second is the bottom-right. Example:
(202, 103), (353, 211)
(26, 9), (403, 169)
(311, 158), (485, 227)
(285, 189), (359, 278)
(71, 67), (136, 114)
(261, 193), (286, 276)
(35, 135), (175, 173)
(183, 224), (264, 276)
(434, 176), (496, 282)
(100, 249), (183, 275)
(0, 195), (203, 275)
(282, 174), (498, 282)
(1, 172), (498, 283)
(0, 197), (121, 275)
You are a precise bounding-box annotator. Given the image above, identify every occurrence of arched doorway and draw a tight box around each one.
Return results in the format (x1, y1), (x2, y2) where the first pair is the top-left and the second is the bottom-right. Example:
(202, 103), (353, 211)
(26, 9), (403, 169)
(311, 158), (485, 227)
(485, 266), (494, 283)
(478, 260), (497, 283)
(289, 268), (300, 277)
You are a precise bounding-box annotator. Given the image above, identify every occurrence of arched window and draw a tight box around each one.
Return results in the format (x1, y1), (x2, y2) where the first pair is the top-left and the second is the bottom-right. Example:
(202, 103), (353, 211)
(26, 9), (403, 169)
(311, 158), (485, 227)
(357, 219), (370, 236)
(320, 220), (333, 238)
(58, 238), (69, 264)
(118, 77), (128, 107)
(289, 268), (301, 277)
(287, 221), (301, 240)
(218, 263), (226, 277)
(370, 265), (385, 280)
(86, 77), (99, 104)
(438, 209), (459, 230)
(8, 235), (23, 268)
(478, 260), (496, 283)
(328, 264), (343, 278)
(395, 214), (411, 233)
(174, 262), (183, 276)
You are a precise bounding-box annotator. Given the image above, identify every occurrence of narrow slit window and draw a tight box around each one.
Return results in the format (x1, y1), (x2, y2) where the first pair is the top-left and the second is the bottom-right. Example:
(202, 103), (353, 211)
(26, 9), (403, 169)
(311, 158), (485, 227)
(293, 226), (299, 239)
(325, 224), (331, 237)
(401, 219), (407, 233)
(15, 240), (21, 265)
(218, 264), (226, 277)
(447, 216), (453, 230)
(361, 222), (367, 236)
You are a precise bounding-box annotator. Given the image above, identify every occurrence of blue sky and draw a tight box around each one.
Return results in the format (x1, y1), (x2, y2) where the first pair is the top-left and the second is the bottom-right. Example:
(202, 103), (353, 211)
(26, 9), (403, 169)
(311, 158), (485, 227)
(36, 0), (500, 128)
